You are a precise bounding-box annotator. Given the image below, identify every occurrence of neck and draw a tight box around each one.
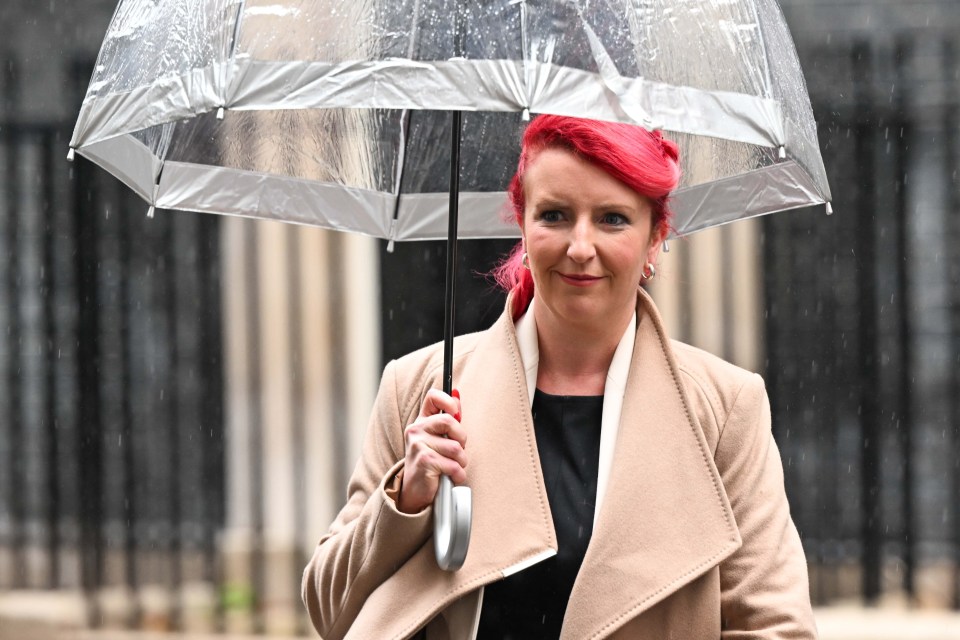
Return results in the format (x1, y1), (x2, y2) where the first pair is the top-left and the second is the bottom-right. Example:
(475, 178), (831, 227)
(532, 301), (633, 396)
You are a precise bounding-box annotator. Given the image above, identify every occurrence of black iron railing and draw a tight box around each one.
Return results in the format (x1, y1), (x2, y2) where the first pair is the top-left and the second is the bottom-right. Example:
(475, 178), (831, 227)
(0, 88), (226, 630)
(764, 36), (960, 607)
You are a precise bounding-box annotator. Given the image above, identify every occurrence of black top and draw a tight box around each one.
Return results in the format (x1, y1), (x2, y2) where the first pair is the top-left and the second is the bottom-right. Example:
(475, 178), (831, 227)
(476, 390), (603, 639)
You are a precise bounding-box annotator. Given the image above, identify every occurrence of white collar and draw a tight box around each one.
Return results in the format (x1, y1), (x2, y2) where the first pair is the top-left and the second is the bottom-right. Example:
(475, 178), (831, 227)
(514, 298), (637, 526)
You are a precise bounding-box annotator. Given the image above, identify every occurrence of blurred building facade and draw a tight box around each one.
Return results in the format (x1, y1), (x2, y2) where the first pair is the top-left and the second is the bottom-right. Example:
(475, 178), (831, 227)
(0, 0), (958, 636)
(772, 0), (960, 609)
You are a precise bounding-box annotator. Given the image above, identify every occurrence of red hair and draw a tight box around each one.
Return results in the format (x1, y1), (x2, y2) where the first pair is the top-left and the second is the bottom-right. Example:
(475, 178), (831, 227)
(492, 115), (681, 319)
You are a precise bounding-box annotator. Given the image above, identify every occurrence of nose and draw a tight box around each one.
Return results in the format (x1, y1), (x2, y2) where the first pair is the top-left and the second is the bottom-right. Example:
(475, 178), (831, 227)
(567, 217), (596, 263)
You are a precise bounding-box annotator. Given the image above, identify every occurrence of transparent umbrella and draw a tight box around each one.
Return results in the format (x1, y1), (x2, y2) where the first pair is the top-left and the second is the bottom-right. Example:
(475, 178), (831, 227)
(69, 0), (831, 571)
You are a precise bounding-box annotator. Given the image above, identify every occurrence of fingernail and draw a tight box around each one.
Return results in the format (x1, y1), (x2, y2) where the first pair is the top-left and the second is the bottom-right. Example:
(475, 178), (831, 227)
(452, 389), (461, 421)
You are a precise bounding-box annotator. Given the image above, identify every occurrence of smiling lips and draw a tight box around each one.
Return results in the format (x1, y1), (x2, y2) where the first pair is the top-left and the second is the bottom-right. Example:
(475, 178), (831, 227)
(559, 273), (603, 286)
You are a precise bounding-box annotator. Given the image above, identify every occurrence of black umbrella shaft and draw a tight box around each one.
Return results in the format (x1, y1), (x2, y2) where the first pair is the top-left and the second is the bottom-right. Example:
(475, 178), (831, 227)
(443, 110), (462, 396)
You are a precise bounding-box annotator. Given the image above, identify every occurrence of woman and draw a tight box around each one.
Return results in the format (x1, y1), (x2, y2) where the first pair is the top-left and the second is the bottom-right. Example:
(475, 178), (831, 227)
(302, 116), (816, 639)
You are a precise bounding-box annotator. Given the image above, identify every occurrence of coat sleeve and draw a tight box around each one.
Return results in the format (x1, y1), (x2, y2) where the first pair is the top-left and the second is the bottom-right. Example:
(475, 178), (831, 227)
(301, 360), (434, 640)
(715, 374), (818, 639)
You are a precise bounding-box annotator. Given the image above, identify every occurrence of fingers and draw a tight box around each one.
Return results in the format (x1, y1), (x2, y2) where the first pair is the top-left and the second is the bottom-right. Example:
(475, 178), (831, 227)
(397, 388), (469, 513)
(398, 414), (468, 513)
(419, 388), (462, 422)
(418, 413), (467, 446)
(403, 413), (467, 452)
(397, 443), (467, 514)
(414, 388), (465, 444)
(406, 436), (468, 484)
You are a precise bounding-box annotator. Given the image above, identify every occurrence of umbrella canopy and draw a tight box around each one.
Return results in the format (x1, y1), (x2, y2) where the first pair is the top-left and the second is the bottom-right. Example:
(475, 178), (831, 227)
(69, 0), (832, 573)
(70, 0), (830, 242)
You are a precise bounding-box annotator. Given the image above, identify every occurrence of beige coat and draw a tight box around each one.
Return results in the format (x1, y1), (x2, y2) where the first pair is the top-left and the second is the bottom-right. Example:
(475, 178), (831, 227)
(303, 289), (816, 639)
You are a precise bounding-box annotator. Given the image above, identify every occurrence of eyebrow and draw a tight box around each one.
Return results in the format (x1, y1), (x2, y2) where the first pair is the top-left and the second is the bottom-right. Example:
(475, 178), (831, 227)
(530, 197), (567, 208)
(532, 197), (641, 213)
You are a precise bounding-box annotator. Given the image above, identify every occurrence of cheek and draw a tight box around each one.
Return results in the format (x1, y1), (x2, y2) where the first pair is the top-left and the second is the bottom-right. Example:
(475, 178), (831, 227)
(524, 227), (553, 257)
(611, 238), (650, 276)
(628, 256), (648, 281)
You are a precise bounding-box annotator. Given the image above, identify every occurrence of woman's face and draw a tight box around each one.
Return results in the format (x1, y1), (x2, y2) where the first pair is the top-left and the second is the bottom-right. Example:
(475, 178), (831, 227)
(521, 146), (664, 333)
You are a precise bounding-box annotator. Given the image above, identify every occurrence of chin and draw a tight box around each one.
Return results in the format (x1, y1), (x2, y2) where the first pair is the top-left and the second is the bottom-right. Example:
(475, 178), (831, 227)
(554, 300), (609, 327)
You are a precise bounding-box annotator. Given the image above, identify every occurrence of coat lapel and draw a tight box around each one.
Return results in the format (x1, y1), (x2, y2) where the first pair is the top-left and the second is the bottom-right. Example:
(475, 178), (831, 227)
(561, 290), (741, 639)
(345, 311), (558, 640)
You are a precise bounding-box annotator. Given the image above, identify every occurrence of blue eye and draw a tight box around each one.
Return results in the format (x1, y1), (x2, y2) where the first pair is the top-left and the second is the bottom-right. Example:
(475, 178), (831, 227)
(539, 210), (563, 223)
(601, 213), (629, 226)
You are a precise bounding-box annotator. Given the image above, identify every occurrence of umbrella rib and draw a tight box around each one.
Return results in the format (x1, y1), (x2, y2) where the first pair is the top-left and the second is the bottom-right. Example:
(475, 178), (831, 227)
(217, 0), (247, 112)
(749, 0), (775, 109)
(520, 0), (531, 110)
(387, 0), (425, 248)
(387, 109), (413, 250)
(227, 0), (247, 59)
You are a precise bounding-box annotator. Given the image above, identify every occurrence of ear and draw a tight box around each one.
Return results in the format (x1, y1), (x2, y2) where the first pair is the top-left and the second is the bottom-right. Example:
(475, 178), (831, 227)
(646, 223), (668, 265)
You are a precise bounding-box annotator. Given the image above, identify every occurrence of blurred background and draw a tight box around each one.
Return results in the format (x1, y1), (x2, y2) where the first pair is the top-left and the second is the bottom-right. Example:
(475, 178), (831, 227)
(0, 0), (959, 639)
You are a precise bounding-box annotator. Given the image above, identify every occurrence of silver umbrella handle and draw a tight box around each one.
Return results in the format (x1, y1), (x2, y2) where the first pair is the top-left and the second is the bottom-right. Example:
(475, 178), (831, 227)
(433, 475), (472, 571)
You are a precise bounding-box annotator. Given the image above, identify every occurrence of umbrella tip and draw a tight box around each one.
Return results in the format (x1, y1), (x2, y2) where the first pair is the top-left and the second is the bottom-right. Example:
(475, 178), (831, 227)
(386, 239), (396, 253)
(217, 107), (225, 120)
(522, 108), (531, 121)
(825, 202), (834, 216)
(662, 238), (670, 253)
(66, 148), (75, 162)
(147, 205), (156, 219)
(778, 146), (786, 160)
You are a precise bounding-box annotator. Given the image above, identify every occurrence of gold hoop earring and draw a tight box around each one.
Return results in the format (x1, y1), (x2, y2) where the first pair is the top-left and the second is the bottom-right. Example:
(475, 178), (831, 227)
(641, 262), (656, 280)
(522, 253), (530, 270)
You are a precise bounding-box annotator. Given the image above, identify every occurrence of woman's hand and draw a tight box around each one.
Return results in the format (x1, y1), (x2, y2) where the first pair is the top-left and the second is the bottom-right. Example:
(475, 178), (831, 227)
(397, 388), (467, 514)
